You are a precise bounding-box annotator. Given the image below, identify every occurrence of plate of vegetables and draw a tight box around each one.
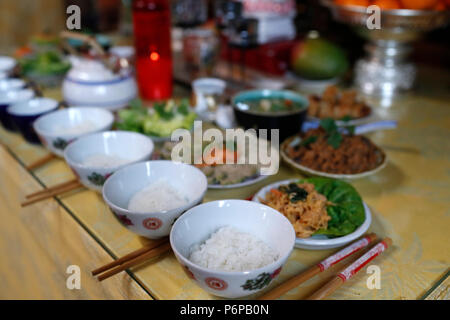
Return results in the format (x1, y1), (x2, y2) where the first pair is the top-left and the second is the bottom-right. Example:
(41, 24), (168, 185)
(115, 99), (197, 142)
(253, 177), (371, 250)
(19, 51), (71, 86)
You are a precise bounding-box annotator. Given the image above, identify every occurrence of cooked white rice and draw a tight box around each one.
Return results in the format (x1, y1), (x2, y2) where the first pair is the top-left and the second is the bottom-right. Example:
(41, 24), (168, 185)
(128, 179), (189, 213)
(82, 154), (130, 168)
(189, 226), (279, 272)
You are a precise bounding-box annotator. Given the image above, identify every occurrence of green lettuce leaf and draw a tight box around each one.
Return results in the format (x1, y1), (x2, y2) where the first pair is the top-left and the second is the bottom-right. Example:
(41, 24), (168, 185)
(297, 177), (365, 237)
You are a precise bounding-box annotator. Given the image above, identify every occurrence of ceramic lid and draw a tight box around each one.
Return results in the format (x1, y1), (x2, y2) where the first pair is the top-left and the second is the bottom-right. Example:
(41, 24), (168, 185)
(66, 56), (122, 82)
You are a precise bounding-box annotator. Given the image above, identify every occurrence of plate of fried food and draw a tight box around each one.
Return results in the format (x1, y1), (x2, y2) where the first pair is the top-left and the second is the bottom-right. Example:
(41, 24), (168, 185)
(281, 118), (387, 180)
(152, 141), (269, 189)
(253, 178), (371, 250)
(308, 85), (373, 126)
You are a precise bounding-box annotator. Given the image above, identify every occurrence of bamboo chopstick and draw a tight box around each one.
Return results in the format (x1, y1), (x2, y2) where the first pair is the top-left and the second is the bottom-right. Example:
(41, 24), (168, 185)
(26, 153), (56, 170)
(307, 237), (393, 300)
(21, 181), (83, 207)
(92, 238), (169, 276)
(25, 178), (80, 199)
(97, 242), (172, 281)
(259, 233), (377, 300)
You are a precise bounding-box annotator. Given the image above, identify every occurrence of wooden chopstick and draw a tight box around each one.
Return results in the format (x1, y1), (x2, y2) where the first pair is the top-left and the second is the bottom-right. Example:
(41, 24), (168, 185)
(92, 238), (169, 276)
(97, 242), (172, 281)
(26, 153), (56, 170)
(21, 181), (83, 207)
(307, 237), (393, 300)
(25, 178), (80, 199)
(259, 233), (377, 300)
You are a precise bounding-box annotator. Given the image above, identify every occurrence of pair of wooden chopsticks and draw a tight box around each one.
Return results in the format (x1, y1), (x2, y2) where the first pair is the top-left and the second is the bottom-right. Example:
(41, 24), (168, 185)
(92, 238), (172, 281)
(259, 233), (392, 300)
(26, 153), (56, 170)
(21, 178), (83, 207)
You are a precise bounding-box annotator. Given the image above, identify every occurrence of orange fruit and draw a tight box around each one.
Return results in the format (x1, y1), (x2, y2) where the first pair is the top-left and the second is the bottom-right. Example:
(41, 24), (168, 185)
(372, 0), (402, 9)
(399, 0), (438, 9)
(335, 0), (370, 7)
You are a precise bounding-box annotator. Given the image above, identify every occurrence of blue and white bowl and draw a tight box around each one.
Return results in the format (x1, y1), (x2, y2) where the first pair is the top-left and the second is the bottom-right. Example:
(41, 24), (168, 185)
(0, 89), (35, 131)
(0, 56), (16, 77)
(33, 107), (114, 157)
(0, 78), (26, 92)
(7, 98), (59, 144)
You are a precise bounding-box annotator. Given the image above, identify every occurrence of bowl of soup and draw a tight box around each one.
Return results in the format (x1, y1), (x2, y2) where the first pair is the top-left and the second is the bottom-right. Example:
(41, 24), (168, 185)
(232, 90), (309, 141)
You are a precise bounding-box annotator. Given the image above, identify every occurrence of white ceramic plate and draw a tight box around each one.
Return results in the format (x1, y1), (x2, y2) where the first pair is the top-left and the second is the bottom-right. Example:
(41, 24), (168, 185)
(280, 135), (387, 180)
(252, 179), (372, 250)
(207, 174), (269, 189)
(307, 112), (374, 127)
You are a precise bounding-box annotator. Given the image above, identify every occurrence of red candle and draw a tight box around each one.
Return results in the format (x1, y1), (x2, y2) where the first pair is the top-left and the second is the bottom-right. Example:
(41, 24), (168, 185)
(132, 0), (173, 100)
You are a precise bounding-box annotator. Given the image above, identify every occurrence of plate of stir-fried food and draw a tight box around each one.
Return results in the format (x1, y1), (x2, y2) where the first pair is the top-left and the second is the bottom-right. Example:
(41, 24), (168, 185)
(253, 178), (371, 249)
(281, 118), (387, 179)
(307, 85), (373, 125)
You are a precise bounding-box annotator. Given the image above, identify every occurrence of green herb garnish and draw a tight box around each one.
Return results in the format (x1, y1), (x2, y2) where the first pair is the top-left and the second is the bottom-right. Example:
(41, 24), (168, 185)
(346, 125), (356, 135)
(299, 135), (317, 147)
(154, 102), (175, 120)
(279, 183), (308, 203)
(177, 99), (190, 115)
(340, 115), (353, 122)
(320, 118), (343, 149)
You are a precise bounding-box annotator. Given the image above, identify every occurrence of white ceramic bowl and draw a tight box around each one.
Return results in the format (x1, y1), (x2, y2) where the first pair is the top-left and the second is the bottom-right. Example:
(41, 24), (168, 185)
(170, 200), (296, 298)
(0, 56), (16, 75)
(7, 98), (59, 144)
(0, 89), (35, 131)
(64, 131), (154, 191)
(103, 160), (208, 239)
(0, 78), (26, 92)
(33, 107), (114, 157)
(252, 179), (372, 250)
(7, 97), (58, 116)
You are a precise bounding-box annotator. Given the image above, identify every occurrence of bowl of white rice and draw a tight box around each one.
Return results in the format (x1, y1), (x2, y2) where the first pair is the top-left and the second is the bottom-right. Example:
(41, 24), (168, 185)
(103, 160), (207, 239)
(64, 131), (154, 191)
(33, 107), (114, 157)
(170, 200), (296, 298)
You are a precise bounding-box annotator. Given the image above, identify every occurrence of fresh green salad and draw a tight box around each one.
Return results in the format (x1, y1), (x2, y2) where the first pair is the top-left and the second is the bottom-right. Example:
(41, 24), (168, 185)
(299, 177), (365, 237)
(20, 51), (71, 76)
(115, 99), (197, 137)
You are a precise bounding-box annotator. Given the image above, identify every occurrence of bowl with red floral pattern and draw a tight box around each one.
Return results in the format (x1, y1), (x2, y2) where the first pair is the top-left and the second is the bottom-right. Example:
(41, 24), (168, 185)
(170, 200), (296, 298)
(103, 160), (208, 239)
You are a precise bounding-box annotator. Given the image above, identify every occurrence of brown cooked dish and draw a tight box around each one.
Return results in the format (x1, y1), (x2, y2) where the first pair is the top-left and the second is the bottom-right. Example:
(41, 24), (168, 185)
(308, 86), (371, 120)
(260, 182), (331, 238)
(285, 128), (385, 174)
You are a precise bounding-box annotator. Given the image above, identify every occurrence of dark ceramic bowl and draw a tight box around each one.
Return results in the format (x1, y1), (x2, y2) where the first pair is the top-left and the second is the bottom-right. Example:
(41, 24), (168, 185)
(0, 89), (35, 131)
(232, 90), (309, 142)
(7, 98), (59, 144)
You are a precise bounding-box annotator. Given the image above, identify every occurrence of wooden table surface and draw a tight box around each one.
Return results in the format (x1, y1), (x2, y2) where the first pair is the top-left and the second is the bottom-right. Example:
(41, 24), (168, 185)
(0, 66), (449, 300)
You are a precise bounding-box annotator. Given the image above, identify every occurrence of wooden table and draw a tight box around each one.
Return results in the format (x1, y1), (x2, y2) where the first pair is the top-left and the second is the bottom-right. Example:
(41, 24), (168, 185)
(0, 66), (449, 300)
